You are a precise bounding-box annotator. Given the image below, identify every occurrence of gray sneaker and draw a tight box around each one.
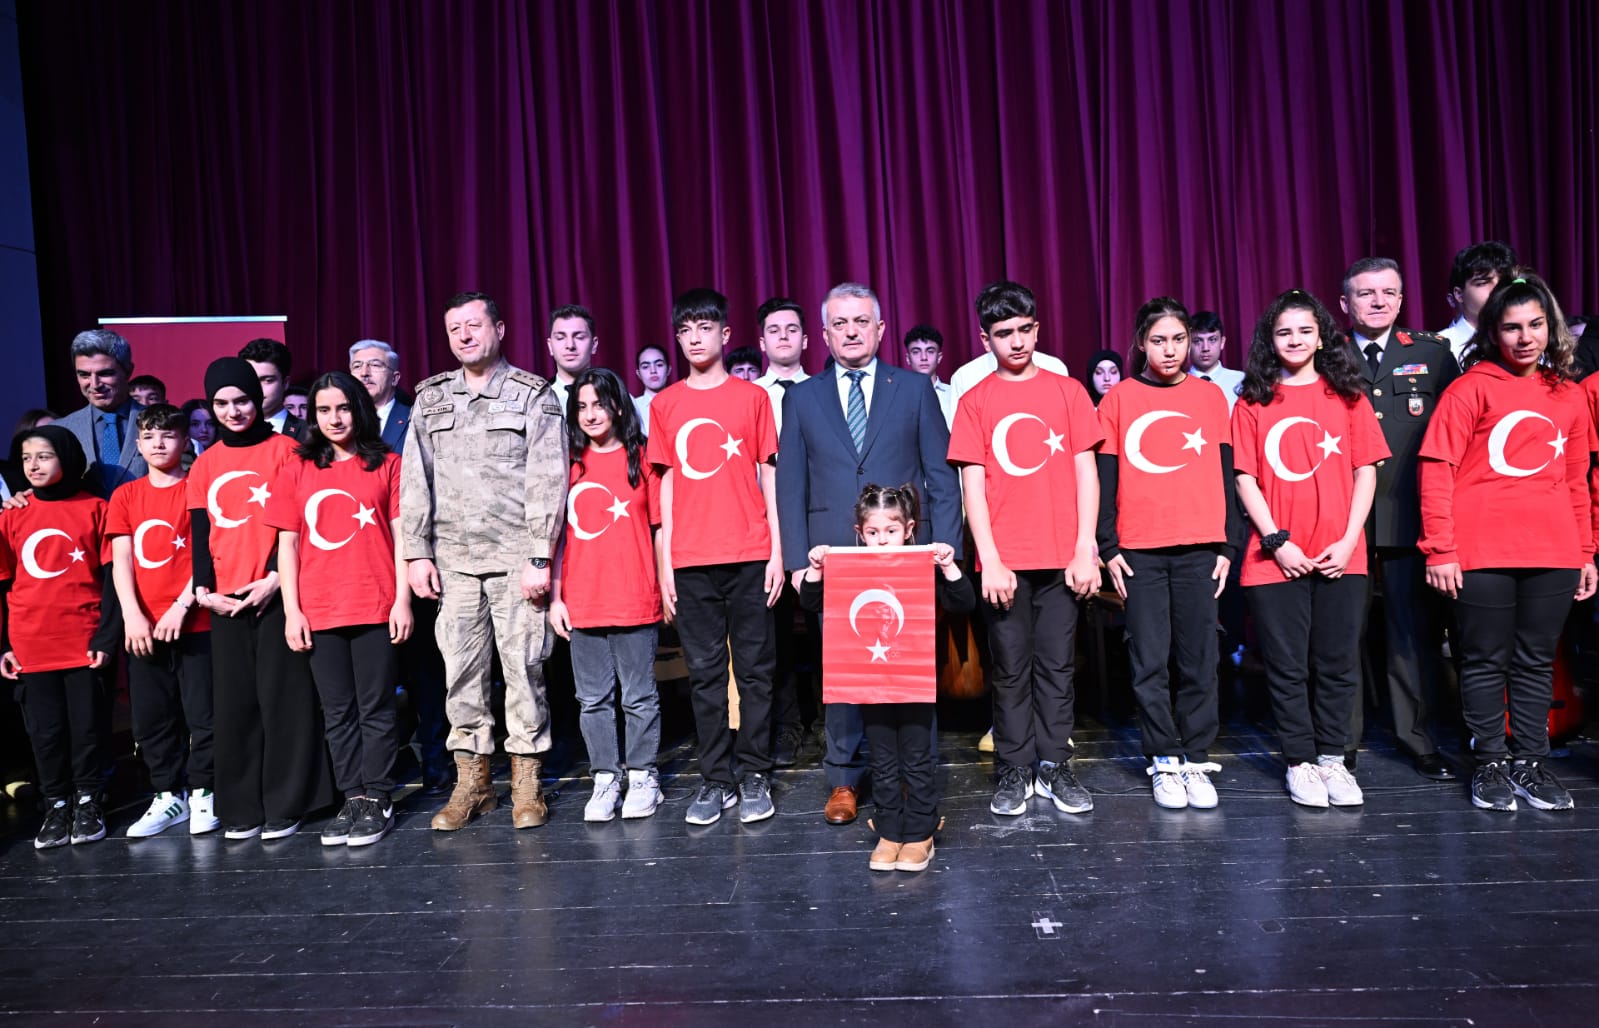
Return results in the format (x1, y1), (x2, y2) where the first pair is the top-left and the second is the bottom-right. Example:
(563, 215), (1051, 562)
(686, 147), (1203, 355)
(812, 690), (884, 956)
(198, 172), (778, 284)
(1037, 761), (1093, 814)
(738, 773), (775, 823)
(684, 782), (738, 825)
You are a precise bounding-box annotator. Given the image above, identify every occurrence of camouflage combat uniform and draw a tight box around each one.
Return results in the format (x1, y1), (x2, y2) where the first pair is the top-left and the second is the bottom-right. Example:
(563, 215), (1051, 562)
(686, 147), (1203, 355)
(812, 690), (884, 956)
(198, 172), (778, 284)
(399, 360), (568, 756)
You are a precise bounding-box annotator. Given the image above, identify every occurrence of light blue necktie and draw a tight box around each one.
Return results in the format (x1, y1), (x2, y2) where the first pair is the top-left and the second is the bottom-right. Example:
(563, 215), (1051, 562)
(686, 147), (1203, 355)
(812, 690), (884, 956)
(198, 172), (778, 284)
(99, 411), (121, 467)
(845, 370), (867, 455)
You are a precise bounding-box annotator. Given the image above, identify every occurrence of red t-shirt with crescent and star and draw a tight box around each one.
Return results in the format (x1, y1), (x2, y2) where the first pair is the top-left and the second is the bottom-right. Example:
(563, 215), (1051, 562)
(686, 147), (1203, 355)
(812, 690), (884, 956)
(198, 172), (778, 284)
(107, 476), (211, 634)
(0, 494), (111, 672)
(1418, 362), (1595, 571)
(645, 377), (777, 569)
(559, 446), (662, 629)
(947, 369), (1104, 570)
(186, 434), (300, 595)
(265, 453), (401, 631)
(1231, 381), (1389, 586)
(1098, 376), (1232, 550)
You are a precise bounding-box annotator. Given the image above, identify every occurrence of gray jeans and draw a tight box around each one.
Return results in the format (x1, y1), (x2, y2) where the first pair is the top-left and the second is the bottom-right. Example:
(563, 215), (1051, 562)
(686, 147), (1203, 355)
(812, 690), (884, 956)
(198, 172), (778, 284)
(570, 624), (662, 774)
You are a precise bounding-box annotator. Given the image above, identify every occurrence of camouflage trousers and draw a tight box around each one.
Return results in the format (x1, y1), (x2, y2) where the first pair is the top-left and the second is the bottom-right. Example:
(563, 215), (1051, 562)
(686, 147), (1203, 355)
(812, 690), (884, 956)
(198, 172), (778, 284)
(436, 568), (553, 756)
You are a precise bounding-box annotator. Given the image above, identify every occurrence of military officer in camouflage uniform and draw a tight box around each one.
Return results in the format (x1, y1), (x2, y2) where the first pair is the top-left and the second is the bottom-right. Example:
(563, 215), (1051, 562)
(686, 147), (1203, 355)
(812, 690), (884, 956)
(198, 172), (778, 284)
(1340, 258), (1461, 782)
(400, 290), (569, 830)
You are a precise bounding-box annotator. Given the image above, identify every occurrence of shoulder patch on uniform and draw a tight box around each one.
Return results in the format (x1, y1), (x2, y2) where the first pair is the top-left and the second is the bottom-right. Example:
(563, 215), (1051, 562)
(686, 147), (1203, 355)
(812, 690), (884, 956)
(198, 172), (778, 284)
(508, 368), (547, 390)
(421, 402), (455, 417)
(416, 372), (453, 407)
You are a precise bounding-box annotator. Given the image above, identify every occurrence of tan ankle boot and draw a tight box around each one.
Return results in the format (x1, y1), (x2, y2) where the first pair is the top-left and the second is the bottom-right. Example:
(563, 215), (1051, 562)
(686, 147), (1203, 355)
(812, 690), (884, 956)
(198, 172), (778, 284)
(510, 755), (548, 829)
(430, 752), (497, 831)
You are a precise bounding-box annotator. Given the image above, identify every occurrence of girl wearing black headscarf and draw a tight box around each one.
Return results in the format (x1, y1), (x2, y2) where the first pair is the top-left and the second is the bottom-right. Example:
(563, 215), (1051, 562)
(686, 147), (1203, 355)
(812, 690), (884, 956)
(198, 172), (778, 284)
(1083, 349), (1124, 406)
(0, 425), (122, 848)
(187, 358), (335, 840)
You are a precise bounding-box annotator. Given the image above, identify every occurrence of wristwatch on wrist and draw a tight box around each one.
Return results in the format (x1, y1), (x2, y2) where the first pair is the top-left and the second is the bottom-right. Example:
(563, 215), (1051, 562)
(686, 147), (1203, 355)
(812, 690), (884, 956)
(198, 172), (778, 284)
(529, 557), (550, 570)
(1260, 529), (1291, 554)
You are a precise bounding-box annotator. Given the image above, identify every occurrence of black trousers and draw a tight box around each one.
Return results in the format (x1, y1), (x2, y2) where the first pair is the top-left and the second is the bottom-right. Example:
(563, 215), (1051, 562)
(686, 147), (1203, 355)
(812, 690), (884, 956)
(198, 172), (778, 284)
(18, 665), (104, 800)
(1452, 567), (1578, 763)
(127, 631), (215, 793)
(769, 582), (819, 737)
(861, 703), (937, 841)
(1248, 574), (1365, 766)
(400, 597), (450, 779)
(309, 623), (400, 797)
(211, 596), (337, 825)
(1122, 547), (1220, 762)
(673, 561), (775, 786)
(986, 568), (1078, 769)
(1352, 546), (1446, 757)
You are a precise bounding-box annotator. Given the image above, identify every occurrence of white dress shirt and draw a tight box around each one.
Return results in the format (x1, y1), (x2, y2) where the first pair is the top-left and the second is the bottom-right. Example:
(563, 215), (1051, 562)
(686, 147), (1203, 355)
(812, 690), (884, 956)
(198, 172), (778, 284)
(633, 392), (654, 435)
(1439, 317), (1475, 364)
(834, 359), (878, 418)
(754, 367), (809, 436)
(1188, 363), (1244, 411)
(267, 409), (289, 434)
(931, 377), (954, 428)
(375, 397), (396, 434)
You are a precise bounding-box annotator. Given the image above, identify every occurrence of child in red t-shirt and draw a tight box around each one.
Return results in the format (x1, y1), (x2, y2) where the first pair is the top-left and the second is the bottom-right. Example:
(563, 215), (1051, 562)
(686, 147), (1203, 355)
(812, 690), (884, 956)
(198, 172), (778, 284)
(1097, 298), (1244, 810)
(646, 288), (783, 827)
(108, 405), (216, 838)
(270, 371), (411, 847)
(1232, 290), (1389, 809)
(799, 484), (974, 873)
(189, 358), (336, 841)
(947, 280), (1104, 819)
(1419, 273), (1597, 812)
(550, 368), (665, 822)
(0, 426), (120, 849)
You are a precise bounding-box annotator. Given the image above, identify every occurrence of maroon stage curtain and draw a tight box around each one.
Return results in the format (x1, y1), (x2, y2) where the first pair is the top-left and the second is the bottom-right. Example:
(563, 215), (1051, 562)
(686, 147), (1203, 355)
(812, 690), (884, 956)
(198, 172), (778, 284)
(18, 0), (1598, 410)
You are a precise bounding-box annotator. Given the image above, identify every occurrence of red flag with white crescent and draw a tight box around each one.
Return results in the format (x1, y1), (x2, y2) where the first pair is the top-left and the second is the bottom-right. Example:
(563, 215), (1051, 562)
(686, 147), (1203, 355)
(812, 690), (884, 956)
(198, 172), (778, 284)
(822, 546), (936, 704)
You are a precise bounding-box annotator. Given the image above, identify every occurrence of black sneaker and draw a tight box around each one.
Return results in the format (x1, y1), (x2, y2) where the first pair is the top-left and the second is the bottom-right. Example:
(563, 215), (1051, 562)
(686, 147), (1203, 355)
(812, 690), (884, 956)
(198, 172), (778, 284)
(1471, 761), (1517, 811)
(684, 783), (738, 825)
(261, 818), (301, 840)
(34, 799), (71, 850)
(772, 727), (803, 768)
(1506, 760), (1575, 811)
(1037, 761), (1094, 814)
(990, 764), (1034, 816)
(347, 798), (395, 847)
(321, 799), (358, 847)
(738, 773), (775, 823)
(70, 794), (106, 845)
(224, 823), (263, 840)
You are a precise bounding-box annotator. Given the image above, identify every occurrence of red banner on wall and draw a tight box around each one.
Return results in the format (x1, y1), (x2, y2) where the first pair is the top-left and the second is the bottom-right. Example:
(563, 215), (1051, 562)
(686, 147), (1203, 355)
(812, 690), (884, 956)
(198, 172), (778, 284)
(822, 546), (936, 705)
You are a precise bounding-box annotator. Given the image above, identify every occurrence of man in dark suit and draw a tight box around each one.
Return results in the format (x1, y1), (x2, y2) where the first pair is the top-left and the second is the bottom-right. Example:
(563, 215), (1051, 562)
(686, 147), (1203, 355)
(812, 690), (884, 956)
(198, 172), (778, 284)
(776, 282), (961, 824)
(240, 338), (309, 442)
(56, 329), (146, 497)
(350, 339), (450, 792)
(1340, 257), (1460, 781)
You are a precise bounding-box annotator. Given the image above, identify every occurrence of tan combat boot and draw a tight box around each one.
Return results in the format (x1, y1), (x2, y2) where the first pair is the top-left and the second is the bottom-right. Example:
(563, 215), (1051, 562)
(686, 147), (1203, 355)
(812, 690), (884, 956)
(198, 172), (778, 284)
(510, 755), (548, 828)
(430, 752), (497, 831)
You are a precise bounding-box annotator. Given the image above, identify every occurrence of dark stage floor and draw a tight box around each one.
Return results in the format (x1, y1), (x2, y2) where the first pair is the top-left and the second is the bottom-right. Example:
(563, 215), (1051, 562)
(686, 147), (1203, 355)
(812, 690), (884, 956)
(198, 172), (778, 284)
(3, 718), (1598, 1026)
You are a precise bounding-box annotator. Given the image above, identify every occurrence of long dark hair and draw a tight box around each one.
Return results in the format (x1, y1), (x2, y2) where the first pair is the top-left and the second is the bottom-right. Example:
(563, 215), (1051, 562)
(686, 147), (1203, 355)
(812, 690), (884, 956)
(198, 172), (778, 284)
(1126, 297), (1191, 377)
(297, 371), (388, 470)
(1239, 289), (1364, 406)
(568, 367), (645, 488)
(1460, 271), (1578, 383)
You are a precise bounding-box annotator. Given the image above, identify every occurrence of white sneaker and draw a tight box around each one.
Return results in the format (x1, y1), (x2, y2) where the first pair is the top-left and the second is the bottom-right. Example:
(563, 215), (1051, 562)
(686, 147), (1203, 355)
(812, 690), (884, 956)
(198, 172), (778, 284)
(1148, 756), (1187, 809)
(1316, 756), (1364, 806)
(1286, 763), (1329, 807)
(127, 792), (189, 838)
(621, 769), (662, 819)
(189, 788), (220, 835)
(1180, 761), (1221, 809)
(584, 772), (622, 822)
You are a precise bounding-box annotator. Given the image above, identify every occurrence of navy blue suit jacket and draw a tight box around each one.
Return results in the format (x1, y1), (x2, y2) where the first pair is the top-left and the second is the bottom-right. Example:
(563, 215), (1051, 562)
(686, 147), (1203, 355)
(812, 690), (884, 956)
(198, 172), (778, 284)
(777, 362), (961, 569)
(381, 399), (412, 453)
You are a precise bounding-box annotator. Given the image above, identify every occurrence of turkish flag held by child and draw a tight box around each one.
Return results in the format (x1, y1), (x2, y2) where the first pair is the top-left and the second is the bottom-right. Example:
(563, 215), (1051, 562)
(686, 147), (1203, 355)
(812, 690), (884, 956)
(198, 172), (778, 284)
(822, 547), (937, 704)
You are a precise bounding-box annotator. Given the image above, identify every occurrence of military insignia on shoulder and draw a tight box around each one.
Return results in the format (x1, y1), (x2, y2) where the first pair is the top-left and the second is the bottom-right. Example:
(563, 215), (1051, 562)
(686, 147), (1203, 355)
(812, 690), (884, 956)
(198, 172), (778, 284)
(1396, 331), (1413, 346)
(508, 368), (547, 390)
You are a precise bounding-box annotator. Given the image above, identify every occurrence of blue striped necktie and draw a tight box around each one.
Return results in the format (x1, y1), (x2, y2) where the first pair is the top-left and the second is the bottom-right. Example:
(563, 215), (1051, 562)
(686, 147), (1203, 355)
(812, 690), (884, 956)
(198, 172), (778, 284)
(845, 370), (867, 454)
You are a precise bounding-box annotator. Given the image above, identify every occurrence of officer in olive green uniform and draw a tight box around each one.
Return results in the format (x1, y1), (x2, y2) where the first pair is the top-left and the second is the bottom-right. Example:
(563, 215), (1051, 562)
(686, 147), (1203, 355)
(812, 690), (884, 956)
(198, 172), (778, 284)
(400, 291), (569, 830)
(1341, 257), (1461, 780)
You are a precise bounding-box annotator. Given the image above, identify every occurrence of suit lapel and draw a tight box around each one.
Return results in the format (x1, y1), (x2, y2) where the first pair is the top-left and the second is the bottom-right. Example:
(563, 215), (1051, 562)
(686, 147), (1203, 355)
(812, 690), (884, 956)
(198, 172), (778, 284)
(817, 370), (856, 455)
(859, 364), (895, 458)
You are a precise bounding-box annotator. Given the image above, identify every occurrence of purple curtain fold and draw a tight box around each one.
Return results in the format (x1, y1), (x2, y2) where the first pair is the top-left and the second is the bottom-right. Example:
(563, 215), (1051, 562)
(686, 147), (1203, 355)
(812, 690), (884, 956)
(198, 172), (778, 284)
(19, 0), (1597, 410)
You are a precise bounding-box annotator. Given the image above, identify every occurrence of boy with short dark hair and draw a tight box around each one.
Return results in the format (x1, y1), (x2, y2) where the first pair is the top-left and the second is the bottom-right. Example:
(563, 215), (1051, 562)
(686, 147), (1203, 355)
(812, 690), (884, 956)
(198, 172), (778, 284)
(647, 288), (784, 826)
(107, 404), (217, 836)
(948, 280), (1104, 817)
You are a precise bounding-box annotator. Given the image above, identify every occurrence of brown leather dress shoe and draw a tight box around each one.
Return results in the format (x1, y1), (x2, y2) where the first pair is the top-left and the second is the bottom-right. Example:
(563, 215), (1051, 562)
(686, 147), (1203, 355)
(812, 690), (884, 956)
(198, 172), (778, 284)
(824, 785), (858, 824)
(895, 836), (934, 872)
(868, 837), (901, 871)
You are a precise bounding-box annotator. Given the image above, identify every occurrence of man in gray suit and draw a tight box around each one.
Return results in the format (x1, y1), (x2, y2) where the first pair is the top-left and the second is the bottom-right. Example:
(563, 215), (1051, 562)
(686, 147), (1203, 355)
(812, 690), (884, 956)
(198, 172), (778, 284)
(55, 329), (146, 497)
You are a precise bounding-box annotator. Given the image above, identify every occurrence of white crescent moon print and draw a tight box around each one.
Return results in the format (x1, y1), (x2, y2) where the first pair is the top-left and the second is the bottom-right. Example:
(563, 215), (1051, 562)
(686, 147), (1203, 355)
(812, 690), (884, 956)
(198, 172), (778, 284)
(1123, 409), (1189, 475)
(1486, 409), (1559, 478)
(1263, 416), (1323, 483)
(305, 488), (360, 551)
(133, 518), (175, 569)
(675, 418), (731, 481)
(20, 528), (71, 579)
(206, 470), (260, 529)
(991, 412), (1050, 477)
